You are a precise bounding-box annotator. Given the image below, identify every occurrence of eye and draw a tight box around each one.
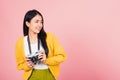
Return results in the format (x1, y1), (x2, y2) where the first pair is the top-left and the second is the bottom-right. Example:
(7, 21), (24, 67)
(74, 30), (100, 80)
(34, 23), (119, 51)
(35, 20), (43, 24)
(40, 21), (43, 23)
(35, 20), (39, 23)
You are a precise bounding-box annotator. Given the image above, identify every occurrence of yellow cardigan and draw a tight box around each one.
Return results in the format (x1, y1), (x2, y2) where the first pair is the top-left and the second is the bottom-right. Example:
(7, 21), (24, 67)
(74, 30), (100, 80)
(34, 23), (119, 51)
(15, 32), (66, 80)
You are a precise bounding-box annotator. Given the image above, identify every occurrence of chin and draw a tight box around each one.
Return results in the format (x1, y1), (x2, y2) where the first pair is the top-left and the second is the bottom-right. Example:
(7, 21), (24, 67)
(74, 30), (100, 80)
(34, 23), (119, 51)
(36, 31), (40, 33)
(34, 29), (41, 34)
(33, 31), (40, 34)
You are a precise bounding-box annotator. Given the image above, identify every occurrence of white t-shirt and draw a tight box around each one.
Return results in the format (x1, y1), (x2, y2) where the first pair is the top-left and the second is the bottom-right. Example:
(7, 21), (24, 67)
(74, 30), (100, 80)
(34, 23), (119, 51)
(24, 36), (48, 69)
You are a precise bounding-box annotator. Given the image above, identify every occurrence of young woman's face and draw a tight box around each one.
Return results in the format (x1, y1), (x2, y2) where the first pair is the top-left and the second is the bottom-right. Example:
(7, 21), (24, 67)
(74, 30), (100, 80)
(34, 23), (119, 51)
(26, 14), (43, 34)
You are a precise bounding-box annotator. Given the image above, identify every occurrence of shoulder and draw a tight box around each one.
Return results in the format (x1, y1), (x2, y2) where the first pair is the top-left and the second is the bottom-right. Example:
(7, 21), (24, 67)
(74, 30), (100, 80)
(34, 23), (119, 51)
(46, 32), (57, 40)
(46, 32), (60, 44)
(15, 36), (25, 45)
(46, 32), (55, 37)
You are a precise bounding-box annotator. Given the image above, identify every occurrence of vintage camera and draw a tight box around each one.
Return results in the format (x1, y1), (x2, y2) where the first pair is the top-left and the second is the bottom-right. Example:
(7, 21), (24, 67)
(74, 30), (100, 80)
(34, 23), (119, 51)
(28, 52), (41, 64)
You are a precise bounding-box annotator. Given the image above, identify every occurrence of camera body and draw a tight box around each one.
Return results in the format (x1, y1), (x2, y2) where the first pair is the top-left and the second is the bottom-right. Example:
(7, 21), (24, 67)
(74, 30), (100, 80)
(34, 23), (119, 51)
(28, 52), (41, 64)
(28, 55), (38, 64)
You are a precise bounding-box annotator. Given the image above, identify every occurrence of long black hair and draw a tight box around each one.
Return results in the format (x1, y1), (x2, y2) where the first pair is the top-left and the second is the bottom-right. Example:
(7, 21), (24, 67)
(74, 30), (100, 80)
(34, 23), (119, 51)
(23, 9), (49, 57)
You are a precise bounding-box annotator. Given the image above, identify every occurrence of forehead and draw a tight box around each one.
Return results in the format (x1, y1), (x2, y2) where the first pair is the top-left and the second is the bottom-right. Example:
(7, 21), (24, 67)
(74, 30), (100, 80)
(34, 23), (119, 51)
(31, 14), (42, 21)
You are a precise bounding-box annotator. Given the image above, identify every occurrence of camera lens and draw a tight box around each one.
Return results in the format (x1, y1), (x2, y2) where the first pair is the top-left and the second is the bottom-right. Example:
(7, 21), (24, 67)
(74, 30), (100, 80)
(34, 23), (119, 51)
(31, 56), (38, 64)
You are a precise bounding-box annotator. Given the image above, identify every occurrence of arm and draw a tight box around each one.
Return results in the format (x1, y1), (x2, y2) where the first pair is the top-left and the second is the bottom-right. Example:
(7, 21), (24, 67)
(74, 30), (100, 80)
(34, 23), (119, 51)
(45, 33), (67, 66)
(15, 38), (32, 71)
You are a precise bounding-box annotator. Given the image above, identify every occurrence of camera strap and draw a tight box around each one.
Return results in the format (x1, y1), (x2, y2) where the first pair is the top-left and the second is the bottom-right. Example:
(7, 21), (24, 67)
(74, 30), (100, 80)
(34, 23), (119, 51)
(27, 35), (40, 54)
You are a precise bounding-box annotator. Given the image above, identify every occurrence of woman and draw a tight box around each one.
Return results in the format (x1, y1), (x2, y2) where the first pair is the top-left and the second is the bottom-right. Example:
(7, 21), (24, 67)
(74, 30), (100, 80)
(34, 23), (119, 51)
(15, 9), (66, 80)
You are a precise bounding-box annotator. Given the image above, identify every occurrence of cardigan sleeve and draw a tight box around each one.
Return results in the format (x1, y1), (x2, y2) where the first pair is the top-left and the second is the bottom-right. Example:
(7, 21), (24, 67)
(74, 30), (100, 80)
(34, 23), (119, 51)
(45, 33), (67, 66)
(15, 38), (32, 71)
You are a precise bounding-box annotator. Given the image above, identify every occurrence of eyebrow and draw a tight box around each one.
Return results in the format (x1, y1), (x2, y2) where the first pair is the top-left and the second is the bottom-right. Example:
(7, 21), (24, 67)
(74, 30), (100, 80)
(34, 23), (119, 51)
(35, 19), (40, 21)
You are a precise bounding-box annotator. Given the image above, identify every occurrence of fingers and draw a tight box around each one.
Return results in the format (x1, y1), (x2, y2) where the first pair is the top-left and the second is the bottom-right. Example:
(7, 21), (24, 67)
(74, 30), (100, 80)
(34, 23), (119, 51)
(38, 53), (43, 60)
(37, 50), (46, 64)
(40, 58), (46, 64)
(26, 57), (31, 61)
(38, 50), (46, 59)
(26, 61), (34, 68)
(26, 57), (34, 68)
(38, 50), (45, 55)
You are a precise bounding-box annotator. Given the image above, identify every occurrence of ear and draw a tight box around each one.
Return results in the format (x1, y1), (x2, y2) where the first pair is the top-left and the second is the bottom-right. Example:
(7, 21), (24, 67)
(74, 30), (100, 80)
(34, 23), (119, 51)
(26, 21), (30, 27)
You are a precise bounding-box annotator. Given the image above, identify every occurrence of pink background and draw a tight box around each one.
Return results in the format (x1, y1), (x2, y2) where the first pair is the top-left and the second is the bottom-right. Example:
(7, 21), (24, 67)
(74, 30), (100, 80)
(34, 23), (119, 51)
(0, 0), (120, 80)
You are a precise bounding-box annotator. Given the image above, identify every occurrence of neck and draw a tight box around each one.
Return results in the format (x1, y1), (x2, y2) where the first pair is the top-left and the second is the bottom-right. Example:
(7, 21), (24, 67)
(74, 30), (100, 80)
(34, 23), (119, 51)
(28, 31), (38, 44)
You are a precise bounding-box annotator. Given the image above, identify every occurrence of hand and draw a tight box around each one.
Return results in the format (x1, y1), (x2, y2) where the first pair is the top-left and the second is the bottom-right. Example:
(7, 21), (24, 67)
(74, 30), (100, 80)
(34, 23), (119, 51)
(26, 57), (34, 68)
(38, 50), (46, 64)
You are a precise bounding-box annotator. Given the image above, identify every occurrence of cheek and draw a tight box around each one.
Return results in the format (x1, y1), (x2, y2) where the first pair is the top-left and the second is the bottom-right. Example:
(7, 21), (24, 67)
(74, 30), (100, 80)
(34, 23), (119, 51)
(35, 25), (43, 31)
(38, 23), (43, 29)
(39, 23), (43, 27)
